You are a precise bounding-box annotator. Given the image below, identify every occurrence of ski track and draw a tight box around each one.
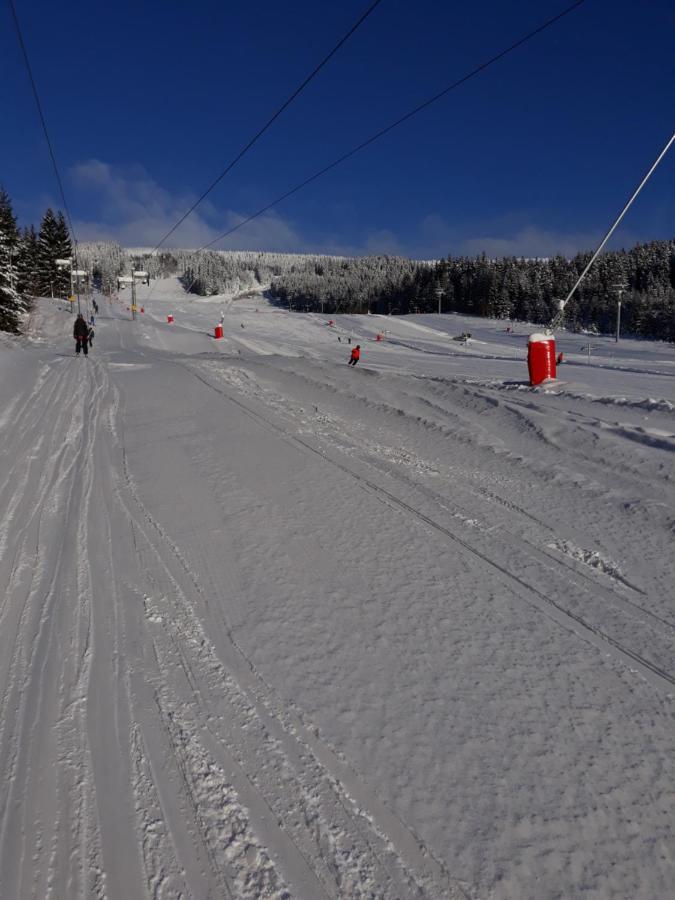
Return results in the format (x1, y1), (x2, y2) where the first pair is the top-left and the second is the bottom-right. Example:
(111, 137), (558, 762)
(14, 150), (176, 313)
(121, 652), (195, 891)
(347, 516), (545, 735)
(1, 299), (673, 899)
(185, 361), (675, 692)
(110, 376), (465, 900)
(193, 361), (675, 664)
(0, 310), (469, 899)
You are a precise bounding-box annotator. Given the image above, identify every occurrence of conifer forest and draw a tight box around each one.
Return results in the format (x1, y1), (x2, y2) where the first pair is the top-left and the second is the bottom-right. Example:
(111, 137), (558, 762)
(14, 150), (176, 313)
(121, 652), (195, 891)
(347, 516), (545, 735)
(1, 186), (673, 340)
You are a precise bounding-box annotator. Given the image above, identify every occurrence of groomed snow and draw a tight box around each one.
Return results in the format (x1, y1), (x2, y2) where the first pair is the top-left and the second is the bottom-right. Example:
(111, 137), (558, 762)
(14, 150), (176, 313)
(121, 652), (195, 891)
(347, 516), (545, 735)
(0, 283), (673, 900)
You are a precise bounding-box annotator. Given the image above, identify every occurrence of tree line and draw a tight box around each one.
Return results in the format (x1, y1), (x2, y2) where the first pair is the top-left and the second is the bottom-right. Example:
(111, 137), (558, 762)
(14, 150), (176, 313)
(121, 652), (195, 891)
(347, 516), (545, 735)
(1, 180), (673, 339)
(171, 241), (675, 339)
(0, 188), (72, 331)
(268, 242), (675, 339)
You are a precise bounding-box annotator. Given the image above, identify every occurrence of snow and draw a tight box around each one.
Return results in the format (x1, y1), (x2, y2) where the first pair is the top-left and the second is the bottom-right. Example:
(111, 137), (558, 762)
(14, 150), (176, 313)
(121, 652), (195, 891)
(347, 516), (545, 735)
(0, 283), (673, 899)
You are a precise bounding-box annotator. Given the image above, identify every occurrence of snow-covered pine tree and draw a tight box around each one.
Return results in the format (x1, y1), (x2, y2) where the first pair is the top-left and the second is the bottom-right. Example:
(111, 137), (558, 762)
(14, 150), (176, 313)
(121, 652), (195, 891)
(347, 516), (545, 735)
(37, 208), (72, 298)
(76, 241), (125, 295)
(0, 188), (20, 251)
(0, 189), (23, 332)
(16, 226), (40, 298)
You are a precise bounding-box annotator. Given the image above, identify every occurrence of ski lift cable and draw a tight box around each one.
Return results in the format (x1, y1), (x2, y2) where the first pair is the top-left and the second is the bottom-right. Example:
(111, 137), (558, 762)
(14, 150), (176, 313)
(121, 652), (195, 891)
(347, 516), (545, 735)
(549, 129), (675, 331)
(174, 0), (586, 300)
(193, 0), (586, 257)
(148, 0), (385, 256)
(8, 0), (79, 262)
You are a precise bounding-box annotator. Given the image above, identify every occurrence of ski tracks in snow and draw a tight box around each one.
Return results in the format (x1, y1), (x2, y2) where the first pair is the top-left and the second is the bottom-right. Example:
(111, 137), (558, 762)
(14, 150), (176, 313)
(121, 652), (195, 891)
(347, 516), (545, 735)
(192, 360), (675, 692)
(108, 378), (466, 900)
(2, 308), (673, 900)
(0, 340), (468, 896)
(0, 355), (106, 899)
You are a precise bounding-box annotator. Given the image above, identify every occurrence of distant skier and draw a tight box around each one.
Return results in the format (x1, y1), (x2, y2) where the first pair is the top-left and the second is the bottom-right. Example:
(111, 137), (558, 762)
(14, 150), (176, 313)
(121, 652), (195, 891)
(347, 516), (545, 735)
(73, 313), (90, 356)
(88, 325), (95, 349)
(90, 314), (95, 325)
(348, 345), (360, 366)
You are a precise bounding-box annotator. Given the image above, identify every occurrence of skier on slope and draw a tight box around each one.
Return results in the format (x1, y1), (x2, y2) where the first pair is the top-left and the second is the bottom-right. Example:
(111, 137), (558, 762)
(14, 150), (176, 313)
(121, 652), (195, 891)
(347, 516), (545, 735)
(73, 313), (90, 356)
(348, 344), (361, 366)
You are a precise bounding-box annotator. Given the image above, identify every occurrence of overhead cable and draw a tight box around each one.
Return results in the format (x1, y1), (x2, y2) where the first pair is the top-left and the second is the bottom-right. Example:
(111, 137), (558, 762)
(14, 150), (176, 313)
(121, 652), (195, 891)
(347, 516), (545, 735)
(8, 0), (79, 251)
(196, 0), (586, 253)
(149, 0), (385, 253)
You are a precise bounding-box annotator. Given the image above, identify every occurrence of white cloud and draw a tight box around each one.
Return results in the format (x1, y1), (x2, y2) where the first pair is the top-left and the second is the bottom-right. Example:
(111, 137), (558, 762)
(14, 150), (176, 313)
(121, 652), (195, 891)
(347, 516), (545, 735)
(68, 159), (637, 260)
(69, 159), (308, 252)
(457, 225), (605, 259)
(372, 215), (638, 261)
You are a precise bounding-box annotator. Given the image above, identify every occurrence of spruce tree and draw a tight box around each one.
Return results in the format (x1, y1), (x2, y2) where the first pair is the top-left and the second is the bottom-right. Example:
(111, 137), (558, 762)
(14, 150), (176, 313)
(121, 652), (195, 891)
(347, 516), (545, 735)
(0, 188), (22, 332)
(0, 188), (20, 251)
(17, 226), (40, 297)
(53, 211), (73, 296)
(37, 208), (72, 297)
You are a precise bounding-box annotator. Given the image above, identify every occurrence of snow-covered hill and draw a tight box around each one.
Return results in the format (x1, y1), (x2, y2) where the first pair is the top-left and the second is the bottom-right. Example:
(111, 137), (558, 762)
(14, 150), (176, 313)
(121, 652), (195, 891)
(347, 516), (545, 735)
(0, 288), (673, 899)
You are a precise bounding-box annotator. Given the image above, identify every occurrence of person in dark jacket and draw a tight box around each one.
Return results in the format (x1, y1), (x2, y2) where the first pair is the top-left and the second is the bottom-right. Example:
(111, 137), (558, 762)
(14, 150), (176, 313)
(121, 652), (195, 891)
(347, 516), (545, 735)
(74, 313), (90, 356)
(348, 345), (361, 366)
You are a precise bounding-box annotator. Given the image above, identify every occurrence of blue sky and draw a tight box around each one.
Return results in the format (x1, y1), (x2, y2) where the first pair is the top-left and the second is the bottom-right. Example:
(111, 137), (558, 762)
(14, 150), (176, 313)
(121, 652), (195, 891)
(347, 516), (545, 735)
(1, 0), (674, 257)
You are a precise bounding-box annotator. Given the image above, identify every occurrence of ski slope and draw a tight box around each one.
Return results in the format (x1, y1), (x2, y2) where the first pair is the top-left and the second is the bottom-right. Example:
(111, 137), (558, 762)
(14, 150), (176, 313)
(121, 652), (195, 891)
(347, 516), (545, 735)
(0, 285), (673, 900)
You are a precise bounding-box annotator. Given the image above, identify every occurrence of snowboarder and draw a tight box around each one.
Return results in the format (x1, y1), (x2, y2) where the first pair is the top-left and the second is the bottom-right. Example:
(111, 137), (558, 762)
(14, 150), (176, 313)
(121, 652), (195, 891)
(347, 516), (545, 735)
(348, 345), (360, 366)
(73, 313), (90, 356)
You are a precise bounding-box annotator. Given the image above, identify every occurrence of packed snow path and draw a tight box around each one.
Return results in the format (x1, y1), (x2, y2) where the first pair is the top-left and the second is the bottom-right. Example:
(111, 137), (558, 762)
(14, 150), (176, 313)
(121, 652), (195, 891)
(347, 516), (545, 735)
(0, 295), (673, 900)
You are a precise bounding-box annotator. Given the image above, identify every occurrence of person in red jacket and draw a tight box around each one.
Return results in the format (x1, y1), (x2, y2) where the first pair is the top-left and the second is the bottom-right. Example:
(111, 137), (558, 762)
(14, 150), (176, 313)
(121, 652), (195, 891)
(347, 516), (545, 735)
(348, 344), (361, 366)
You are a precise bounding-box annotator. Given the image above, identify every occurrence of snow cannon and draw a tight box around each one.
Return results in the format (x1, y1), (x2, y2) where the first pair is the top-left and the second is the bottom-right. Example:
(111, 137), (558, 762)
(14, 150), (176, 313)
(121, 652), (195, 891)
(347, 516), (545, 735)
(167, 314), (174, 324)
(214, 323), (223, 339)
(527, 333), (556, 385)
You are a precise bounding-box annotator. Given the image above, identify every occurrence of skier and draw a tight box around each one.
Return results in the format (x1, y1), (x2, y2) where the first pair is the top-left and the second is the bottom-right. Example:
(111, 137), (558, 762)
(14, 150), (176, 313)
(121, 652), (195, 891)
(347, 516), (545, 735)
(73, 313), (90, 356)
(88, 324), (95, 349)
(348, 345), (360, 366)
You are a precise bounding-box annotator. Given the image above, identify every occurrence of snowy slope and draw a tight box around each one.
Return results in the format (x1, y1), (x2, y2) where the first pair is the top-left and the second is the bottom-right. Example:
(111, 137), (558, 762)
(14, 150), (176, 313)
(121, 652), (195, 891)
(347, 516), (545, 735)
(0, 287), (673, 900)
